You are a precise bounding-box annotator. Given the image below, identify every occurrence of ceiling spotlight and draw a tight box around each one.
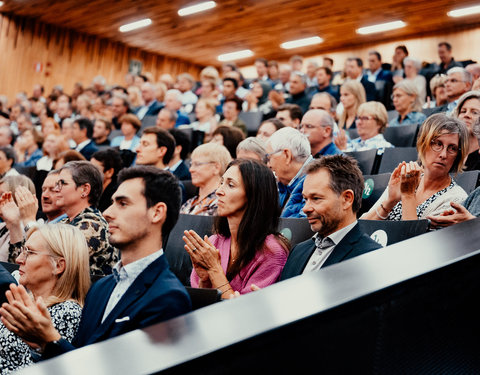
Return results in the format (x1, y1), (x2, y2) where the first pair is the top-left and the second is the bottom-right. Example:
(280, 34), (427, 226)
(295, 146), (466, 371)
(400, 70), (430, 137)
(217, 49), (254, 62)
(0, 1), (4, 7)
(447, 5), (480, 17)
(356, 20), (406, 35)
(178, 1), (216, 16)
(119, 18), (152, 33)
(280, 36), (323, 50)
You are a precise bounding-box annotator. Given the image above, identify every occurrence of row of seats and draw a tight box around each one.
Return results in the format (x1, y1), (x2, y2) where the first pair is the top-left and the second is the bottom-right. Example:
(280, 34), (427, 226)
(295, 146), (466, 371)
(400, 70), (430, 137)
(346, 147), (419, 174)
(347, 123), (420, 148)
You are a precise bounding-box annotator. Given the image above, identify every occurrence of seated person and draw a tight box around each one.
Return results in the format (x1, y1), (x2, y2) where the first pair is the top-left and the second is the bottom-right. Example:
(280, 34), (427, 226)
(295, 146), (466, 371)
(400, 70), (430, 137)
(211, 125), (245, 159)
(335, 101), (393, 152)
(92, 117), (112, 147)
(299, 109), (341, 158)
(180, 143), (231, 216)
(71, 118), (98, 161)
(187, 98), (218, 141)
(184, 159), (289, 297)
(265, 127), (313, 218)
(363, 114), (468, 221)
(337, 80), (366, 130)
(280, 155), (382, 280)
(0, 146), (19, 178)
(256, 118), (285, 143)
(168, 129), (192, 181)
(236, 137), (267, 163)
(110, 114), (141, 152)
(53, 150), (86, 170)
(0, 222), (90, 373)
(14, 128), (43, 168)
(389, 80), (426, 127)
(218, 96), (247, 136)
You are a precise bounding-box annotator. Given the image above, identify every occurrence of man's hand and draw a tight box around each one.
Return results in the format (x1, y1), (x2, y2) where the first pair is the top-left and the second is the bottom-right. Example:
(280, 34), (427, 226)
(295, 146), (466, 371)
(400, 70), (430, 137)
(0, 284), (61, 350)
(428, 202), (476, 229)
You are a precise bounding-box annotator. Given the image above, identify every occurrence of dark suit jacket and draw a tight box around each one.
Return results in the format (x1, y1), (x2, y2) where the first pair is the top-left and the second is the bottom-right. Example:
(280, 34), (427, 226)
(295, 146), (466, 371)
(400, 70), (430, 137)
(360, 76), (378, 102)
(135, 100), (164, 118)
(44, 254), (191, 358)
(0, 264), (17, 305)
(172, 161), (191, 181)
(279, 223), (382, 281)
(78, 140), (99, 161)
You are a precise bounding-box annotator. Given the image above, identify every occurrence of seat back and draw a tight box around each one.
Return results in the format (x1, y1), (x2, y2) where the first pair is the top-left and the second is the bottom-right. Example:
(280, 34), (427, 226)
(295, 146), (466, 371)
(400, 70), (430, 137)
(383, 124), (419, 147)
(185, 287), (222, 311)
(360, 173), (391, 216)
(180, 180), (198, 200)
(346, 128), (359, 139)
(387, 110), (399, 122)
(357, 219), (429, 247)
(278, 218), (314, 248)
(345, 149), (379, 175)
(164, 214), (215, 286)
(239, 111), (263, 136)
(140, 115), (158, 133)
(453, 170), (479, 194)
(377, 147), (418, 174)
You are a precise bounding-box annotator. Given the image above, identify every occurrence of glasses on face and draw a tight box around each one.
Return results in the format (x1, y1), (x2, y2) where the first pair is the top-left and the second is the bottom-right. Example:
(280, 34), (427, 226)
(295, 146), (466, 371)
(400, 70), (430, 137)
(20, 245), (56, 260)
(391, 93), (411, 100)
(445, 78), (464, 84)
(356, 116), (376, 122)
(430, 140), (459, 155)
(54, 179), (72, 192)
(265, 149), (283, 163)
(297, 123), (328, 131)
(190, 161), (215, 168)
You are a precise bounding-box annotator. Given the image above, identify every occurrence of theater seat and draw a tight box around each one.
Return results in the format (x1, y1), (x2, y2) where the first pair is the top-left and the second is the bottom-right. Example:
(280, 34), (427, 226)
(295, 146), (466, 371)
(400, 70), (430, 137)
(453, 170), (479, 194)
(360, 173), (391, 217)
(239, 111), (263, 136)
(357, 219), (429, 247)
(180, 180), (198, 200)
(377, 147), (418, 174)
(383, 124), (419, 147)
(185, 287), (222, 310)
(278, 218), (314, 248)
(345, 149), (379, 175)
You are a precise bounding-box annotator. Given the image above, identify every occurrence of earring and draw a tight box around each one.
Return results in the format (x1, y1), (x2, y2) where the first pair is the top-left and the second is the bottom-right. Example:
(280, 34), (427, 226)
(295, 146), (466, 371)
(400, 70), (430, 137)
(81, 194), (86, 198)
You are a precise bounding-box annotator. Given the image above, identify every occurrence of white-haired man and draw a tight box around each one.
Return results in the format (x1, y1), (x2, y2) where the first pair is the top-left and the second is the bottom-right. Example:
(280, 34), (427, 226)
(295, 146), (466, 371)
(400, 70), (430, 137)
(164, 89), (190, 126)
(266, 127), (312, 218)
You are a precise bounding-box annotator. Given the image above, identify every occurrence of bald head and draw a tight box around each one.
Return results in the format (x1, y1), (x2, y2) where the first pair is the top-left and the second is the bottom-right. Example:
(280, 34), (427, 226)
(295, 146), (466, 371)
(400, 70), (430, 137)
(466, 63), (480, 81)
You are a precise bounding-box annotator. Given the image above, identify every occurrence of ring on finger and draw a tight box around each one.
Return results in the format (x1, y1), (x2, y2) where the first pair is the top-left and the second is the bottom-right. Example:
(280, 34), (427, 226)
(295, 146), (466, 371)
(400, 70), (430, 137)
(192, 248), (197, 252)
(405, 173), (411, 178)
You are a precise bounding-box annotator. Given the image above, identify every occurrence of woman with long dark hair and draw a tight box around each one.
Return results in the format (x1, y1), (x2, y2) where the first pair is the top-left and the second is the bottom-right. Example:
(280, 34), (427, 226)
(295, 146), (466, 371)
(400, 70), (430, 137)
(183, 159), (289, 298)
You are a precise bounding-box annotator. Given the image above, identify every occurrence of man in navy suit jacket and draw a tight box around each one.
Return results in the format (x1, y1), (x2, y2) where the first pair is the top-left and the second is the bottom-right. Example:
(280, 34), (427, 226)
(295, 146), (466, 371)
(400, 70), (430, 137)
(346, 57), (378, 102)
(72, 118), (98, 160)
(0, 166), (191, 357)
(135, 82), (164, 120)
(280, 155), (382, 280)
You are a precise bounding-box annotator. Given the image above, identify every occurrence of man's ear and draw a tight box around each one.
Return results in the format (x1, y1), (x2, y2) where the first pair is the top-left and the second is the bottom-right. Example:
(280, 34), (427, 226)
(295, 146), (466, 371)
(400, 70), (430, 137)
(157, 146), (167, 161)
(341, 189), (355, 210)
(150, 202), (167, 224)
(284, 148), (293, 164)
(104, 168), (114, 181)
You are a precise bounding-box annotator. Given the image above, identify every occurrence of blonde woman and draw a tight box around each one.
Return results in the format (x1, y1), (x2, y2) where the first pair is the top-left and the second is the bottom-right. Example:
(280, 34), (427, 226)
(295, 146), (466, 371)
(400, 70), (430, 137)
(189, 98), (218, 141)
(0, 223), (90, 374)
(338, 80), (366, 129)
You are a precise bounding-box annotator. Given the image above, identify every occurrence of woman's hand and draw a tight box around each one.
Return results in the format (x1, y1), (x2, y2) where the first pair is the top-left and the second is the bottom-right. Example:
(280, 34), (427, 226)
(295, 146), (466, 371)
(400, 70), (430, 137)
(334, 129), (348, 150)
(183, 230), (222, 275)
(0, 192), (21, 226)
(386, 162), (405, 205)
(400, 161), (422, 196)
(15, 186), (39, 224)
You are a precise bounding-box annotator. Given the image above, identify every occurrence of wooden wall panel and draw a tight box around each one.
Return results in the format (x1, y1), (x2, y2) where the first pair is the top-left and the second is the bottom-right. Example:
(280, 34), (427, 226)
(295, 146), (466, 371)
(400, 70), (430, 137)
(0, 14), (202, 104)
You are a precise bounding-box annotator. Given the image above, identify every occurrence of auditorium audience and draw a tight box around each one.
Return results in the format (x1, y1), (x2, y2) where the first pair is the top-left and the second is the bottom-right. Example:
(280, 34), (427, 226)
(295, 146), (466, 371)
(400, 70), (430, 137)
(244, 81), (273, 117)
(236, 137), (267, 162)
(437, 42), (463, 75)
(337, 80), (366, 129)
(71, 118), (98, 160)
(36, 133), (69, 171)
(180, 143), (231, 216)
(363, 114), (468, 221)
(164, 89), (191, 126)
(188, 98), (218, 141)
(0, 223), (90, 374)
(285, 72), (310, 113)
(110, 113), (141, 151)
(184, 159), (289, 297)
(218, 96), (247, 136)
(168, 129), (192, 180)
(389, 80), (426, 127)
(211, 126), (245, 159)
(266, 127), (312, 218)
(136, 127), (175, 170)
(0, 147), (19, 178)
(135, 82), (163, 120)
(345, 57), (377, 101)
(437, 67), (473, 114)
(14, 128), (43, 167)
(299, 109), (341, 158)
(275, 103), (302, 128)
(403, 57), (427, 103)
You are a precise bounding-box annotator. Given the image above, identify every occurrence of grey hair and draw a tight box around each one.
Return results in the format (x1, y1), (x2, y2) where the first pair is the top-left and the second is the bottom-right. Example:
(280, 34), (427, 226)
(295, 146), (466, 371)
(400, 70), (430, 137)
(404, 57), (422, 72)
(236, 137), (267, 161)
(291, 71), (307, 85)
(92, 75), (106, 86)
(473, 118), (480, 144)
(160, 108), (178, 123)
(166, 89), (183, 103)
(311, 92), (337, 113)
(393, 80), (423, 112)
(454, 90), (480, 118)
(267, 127), (311, 162)
(447, 67), (473, 83)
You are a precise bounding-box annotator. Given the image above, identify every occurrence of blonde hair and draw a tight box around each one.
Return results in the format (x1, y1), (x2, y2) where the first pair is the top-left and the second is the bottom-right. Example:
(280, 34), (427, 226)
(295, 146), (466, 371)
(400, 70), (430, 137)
(191, 143), (232, 175)
(393, 80), (423, 112)
(338, 80), (366, 129)
(429, 74), (447, 97)
(197, 98), (217, 116)
(357, 101), (389, 133)
(0, 175), (35, 204)
(27, 224), (91, 306)
(416, 113), (469, 174)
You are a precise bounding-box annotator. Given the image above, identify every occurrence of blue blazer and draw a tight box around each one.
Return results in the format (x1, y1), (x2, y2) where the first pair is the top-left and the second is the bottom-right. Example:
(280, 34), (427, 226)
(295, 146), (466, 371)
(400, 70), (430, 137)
(135, 100), (164, 118)
(44, 255), (191, 358)
(360, 76), (378, 102)
(78, 140), (99, 161)
(172, 161), (191, 181)
(279, 223), (382, 281)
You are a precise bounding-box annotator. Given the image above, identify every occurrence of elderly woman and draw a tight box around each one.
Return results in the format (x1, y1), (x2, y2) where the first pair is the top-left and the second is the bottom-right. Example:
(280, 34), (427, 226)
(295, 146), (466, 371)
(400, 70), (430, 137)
(0, 222), (90, 374)
(14, 128), (43, 168)
(0, 147), (19, 179)
(211, 126), (245, 159)
(37, 133), (70, 171)
(389, 80), (427, 127)
(180, 143), (232, 216)
(403, 57), (427, 103)
(110, 113), (141, 151)
(425, 74), (449, 108)
(256, 118), (285, 143)
(453, 91), (480, 170)
(189, 98), (218, 141)
(51, 161), (118, 275)
(336, 101), (393, 152)
(338, 80), (366, 129)
(363, 114), (468, 221)
(183, 159), (289, 297)
(236, 137), (267, 162)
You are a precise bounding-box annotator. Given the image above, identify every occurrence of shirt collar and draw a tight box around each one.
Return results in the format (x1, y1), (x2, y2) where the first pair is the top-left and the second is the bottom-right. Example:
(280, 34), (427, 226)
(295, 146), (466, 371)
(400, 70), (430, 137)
(113, 249), (164, 283)
(312, 220), (358, 246)
(76, 139), (91, 151)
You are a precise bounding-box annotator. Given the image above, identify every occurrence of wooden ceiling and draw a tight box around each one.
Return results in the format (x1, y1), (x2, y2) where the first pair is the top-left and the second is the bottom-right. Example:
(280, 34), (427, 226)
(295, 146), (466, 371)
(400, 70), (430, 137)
(2, 0), (480, 67)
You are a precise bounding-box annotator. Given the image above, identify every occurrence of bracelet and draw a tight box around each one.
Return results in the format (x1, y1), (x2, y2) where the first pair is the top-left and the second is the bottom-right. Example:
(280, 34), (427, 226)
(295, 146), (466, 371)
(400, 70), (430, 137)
(375, 206), (388, 220)
(221, 287), (233, 296)
(217, 281), (230, 290)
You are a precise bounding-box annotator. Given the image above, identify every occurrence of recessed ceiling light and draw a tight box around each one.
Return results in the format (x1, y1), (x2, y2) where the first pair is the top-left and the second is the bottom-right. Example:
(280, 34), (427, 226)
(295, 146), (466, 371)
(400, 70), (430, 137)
(119, 18), (152, 33)
(447, 5), (480, 17)
(0, 1), (4, 7)
(178, 1), (216, 16)
(217, 49), (254, 62)
(280, 36), (323, 50)
(356, 20), (406, 35)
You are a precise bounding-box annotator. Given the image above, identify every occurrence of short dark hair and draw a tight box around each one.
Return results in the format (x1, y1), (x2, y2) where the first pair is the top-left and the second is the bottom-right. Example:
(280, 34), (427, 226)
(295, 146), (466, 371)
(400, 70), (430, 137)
(74, 117), (94, 139)
(117, 166), (181, 239)
(395, 45), (409, 55)
(318, 66), (333, 77)
(255, 58), (268, 67)
(223, 77), (239, 89)
(169, 129), (191, 160)
(305, 155), (364, 214)
(91, 148), (124, 180)
(438, 42), (452, 51)
(369, 50), (382, 61)
(0, 146), (16, 165)
(261, 118), (285, 131)
(347, 57), (363, 68)
(60, 161), (104, 207)
(323, 57), (334, 66)
(212, 126), (245, 158)
(224, 96), (243, 111)
(277, 103), (303, 121)
(95, 117), (113, 133)
(142, 127), (176, 164)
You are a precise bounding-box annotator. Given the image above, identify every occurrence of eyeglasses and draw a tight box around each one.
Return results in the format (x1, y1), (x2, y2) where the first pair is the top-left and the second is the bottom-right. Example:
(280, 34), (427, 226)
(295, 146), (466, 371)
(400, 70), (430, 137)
(20, 245), (57, 260)
(297, 123), (329, 130)
(430, 140), (459, 155)
(190, 161), (215, 168)
(391, 93), (412, 100)
(265, 149), (283, 162)
(356, 116), (376, 122)
(445, 78), (464, 84)
(54, 179), (71, 191)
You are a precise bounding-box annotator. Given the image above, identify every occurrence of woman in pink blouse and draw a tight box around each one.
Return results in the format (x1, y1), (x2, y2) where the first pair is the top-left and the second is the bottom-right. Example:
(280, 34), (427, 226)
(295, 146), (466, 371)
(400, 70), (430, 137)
(184, 159), (289, 298)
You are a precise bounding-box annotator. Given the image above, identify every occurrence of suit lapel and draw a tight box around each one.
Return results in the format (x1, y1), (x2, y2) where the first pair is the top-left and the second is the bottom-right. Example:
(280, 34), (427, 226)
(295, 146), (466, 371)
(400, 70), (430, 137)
(323, 224), (362, 268)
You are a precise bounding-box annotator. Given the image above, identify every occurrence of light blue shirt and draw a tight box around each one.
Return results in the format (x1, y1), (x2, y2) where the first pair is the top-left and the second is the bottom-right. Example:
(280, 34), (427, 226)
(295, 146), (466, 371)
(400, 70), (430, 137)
(346, 134), (394, 153)
(389, 111), (426, 127)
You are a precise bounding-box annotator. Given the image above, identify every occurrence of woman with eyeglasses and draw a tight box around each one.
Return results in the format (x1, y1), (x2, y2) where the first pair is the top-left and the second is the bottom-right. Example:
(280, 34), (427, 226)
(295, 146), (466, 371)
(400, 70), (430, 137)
(0, 222), (90, 374)
(389, 80), (427, 127)
(180, 143), (232, 216)
(363, 114), (469, 221)
(335, 101), (393, 152)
